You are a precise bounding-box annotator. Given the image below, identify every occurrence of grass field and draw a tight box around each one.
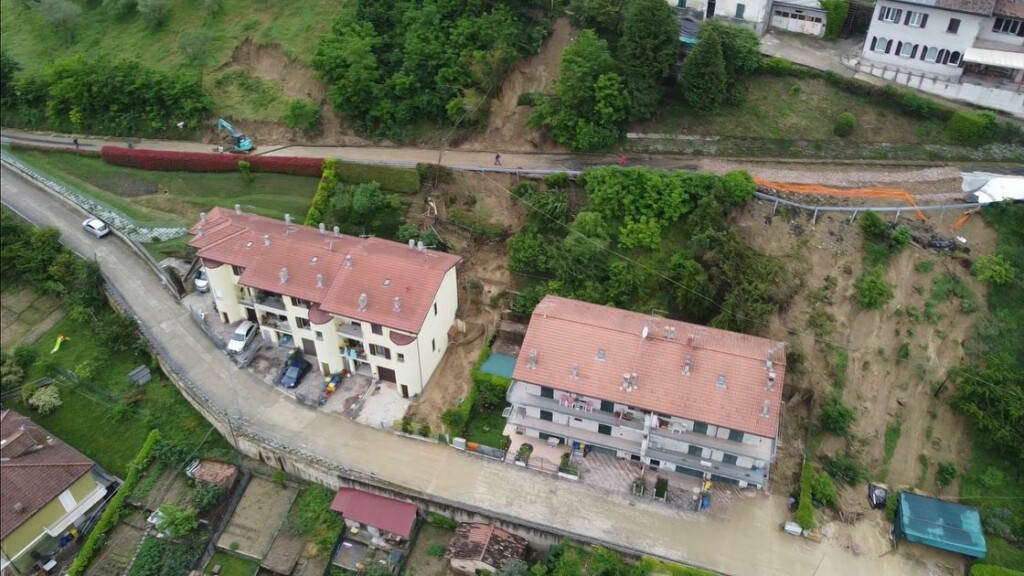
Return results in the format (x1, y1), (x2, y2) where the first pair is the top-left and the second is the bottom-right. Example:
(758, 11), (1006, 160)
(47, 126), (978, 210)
(0, 0), (344, 121)
(644, 76), (945, 144)
(464, 407), (509, 449)
(12, 308), (232, 477)
(205, 552), (259, 576)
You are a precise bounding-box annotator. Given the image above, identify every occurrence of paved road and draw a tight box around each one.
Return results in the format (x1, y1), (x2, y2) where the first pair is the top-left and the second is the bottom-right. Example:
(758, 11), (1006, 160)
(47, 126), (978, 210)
(2, 164), (951, 576)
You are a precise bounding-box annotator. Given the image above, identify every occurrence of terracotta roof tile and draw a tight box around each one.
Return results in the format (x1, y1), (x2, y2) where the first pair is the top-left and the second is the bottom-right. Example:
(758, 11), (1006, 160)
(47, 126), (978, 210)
(330, 488), (417, 538)
(1, 410), (95, 540)
(893, 0), (996, 15)
(513, 297), (786, 438)
(994, 0), (1024, 16)
(189, 207), (461, 334)
(449, 523), (528, 570)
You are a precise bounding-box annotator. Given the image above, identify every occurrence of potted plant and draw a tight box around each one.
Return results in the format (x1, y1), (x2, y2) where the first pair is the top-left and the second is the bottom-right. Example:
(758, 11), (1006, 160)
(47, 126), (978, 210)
(515, 443), (533, 466)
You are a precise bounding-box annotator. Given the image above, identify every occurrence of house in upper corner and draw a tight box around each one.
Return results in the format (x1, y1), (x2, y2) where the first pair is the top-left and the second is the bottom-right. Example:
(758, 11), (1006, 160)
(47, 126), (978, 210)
(671, 0), (827, 42)
(503, 296), (786, 489)
(448, 523), (528, 575)
(1, 410), (114, 576)
(188, 206), (462, 398)
(852, 0), (1024, 116)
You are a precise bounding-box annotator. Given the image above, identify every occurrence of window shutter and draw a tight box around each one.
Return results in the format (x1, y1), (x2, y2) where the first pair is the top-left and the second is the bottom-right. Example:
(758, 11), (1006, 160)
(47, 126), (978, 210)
(993, 19), (1000, 32)
(904, 11), (911, 25)
(921, 14), (928, 28)
(941, 50), (949, 64)
(878, 7), (885, 20)
(897, 41), (903, 54)
(895, 9), (902, 21)
(920, 45), (928, 60)
(911, 45), (918, 58)
(871, 37), (877, 51)
(886, 39), (893, 53)
(1018, 22), (1024, 37)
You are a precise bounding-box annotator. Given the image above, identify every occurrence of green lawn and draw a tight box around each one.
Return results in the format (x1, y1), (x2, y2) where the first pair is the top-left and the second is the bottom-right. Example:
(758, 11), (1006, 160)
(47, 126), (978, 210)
(206, 552), (259, 576)
(8, 149), (320, 224)
(14, 312), (232, 477)
(1, 0), (344, 121)
(464, 407), (509, 449)
(643, 75), (944, 144)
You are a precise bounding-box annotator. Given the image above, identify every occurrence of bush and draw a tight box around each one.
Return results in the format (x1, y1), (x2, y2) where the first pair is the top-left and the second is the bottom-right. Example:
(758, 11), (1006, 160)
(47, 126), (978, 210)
(885, 495), (899, 522)
(427, 543), (447, 558)
(517, 92), (541, 106)
(0, 359), (25, 392)
(137, 0), (170, 27)
(237, 160), (253, 184)
(810, 472), (838, 507)
(28, 385), (62, 415)
(427, 512), (458, 530)
(283, 99), (322, 135)
(190, 482), (224, 512)
(820, 453), (869, 486)
(972, 253), (1016, 285)
(834, 112), (856, 137)
(306, 159), (337, 226)
(854, 266), (894, 309)
(818, 392), (856, 436)
(155, 504), (199, 537)
(945, 111), (994, 146)
(68, 431), (160, 576)
(12, 346), (39, 371)
(37, 0), (82, 39)
(936, 462), (957, 487)
(20, 380), (39, 403)
(796, 463), (815, 529)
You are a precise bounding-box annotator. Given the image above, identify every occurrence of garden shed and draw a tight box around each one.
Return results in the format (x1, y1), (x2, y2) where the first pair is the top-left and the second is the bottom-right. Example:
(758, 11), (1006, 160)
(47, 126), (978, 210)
(894, 492), (987, 558)
(448, 523), (528, 574)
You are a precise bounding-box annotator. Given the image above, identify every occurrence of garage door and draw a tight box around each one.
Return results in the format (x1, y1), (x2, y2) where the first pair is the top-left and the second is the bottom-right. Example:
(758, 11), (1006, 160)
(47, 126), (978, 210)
(771, 8), (824, 35)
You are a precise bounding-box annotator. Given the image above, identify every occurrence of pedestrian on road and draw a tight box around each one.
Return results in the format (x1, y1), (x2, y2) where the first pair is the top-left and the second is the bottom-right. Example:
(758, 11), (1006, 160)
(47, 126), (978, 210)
(619, 154), (627, 167)
(494, 153), (501, 166)
(72, 138), (79, 150)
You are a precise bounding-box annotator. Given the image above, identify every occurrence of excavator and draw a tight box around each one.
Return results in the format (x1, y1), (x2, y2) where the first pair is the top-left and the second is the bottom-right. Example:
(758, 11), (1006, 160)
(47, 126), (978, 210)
(216, 119), (255, 153)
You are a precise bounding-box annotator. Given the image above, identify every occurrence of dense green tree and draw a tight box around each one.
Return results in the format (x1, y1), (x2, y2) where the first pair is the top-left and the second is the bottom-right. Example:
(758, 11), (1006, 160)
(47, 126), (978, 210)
(331, 182), (405, 239)
(679, 26), (727, 112)
(568, 0), (627, 38)
(508, 231), (556, 278)
(37, 0), (82, 41)
(0, 50), (20, 108)
(818, 393), (857, 435)
(312, 14), (384, 133)
(668, 254), (714, 319)
(619, 0), (680, 120)
(704, 21), (762, 103)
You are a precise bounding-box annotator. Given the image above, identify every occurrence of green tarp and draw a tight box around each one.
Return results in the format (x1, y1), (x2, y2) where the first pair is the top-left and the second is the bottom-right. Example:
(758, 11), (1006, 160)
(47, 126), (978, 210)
(897, 492), (987, 558)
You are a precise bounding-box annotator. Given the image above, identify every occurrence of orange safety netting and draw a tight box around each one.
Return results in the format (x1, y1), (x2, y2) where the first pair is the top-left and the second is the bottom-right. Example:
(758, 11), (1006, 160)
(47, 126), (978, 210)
(755, 177), (927, 220)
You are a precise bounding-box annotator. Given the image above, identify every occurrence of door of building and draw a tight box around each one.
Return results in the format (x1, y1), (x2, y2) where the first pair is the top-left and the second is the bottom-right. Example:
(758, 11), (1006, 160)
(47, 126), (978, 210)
(706, 0), (716, 17)
(302, 338), (316, 356)
(400, 384), (410, 398)
(379, 367), (397, 383)
(245, 307), (257, 323)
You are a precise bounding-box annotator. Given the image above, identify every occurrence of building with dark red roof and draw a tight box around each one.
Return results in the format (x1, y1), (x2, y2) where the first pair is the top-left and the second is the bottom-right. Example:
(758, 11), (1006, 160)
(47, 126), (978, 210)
(189, 207), (462, 397)
(504, 296), (787, 489)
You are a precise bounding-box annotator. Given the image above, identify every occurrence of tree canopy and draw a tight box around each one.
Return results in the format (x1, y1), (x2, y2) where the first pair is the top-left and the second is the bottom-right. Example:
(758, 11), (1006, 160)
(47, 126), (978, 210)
(679, 26), (727, 112)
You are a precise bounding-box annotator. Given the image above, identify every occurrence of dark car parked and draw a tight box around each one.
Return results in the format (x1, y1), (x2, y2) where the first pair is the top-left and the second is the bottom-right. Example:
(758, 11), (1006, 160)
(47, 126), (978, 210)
(280, 355), (312, 389)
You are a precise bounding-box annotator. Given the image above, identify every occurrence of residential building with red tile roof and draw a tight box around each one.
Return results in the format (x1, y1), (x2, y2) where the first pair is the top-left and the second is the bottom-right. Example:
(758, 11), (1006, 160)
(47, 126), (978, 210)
(504, 296), (787, 489)
(188, 206), (462, 397)
(448, 523), (528, 574)
(329, 487), (418, 539)
(1, 410), (112, 575)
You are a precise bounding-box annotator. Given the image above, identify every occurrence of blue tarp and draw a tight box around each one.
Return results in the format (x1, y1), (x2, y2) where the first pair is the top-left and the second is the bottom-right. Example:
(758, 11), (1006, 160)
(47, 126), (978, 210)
(897, 492), (987, 558)
(480, 353), (516, 378)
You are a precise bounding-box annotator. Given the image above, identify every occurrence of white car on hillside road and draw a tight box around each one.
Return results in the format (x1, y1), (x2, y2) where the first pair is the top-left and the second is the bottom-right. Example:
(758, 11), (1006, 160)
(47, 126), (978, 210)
(82, 217), (110, 238)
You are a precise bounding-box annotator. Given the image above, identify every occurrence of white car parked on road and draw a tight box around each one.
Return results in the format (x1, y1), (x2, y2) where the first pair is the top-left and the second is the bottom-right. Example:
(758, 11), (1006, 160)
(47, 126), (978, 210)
(226, 320), (257, 353)
(82, 217), (110, 238)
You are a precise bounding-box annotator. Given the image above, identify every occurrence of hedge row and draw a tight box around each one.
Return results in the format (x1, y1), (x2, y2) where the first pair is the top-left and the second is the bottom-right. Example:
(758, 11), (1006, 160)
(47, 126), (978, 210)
(762, 57), (1024, 146)
(305, 159), (337, 226)
(441, 336), (511, 438)
(100, 147), (420, 193)
(796, 462), (816, 530)
(67, 430), (161, 576)
(971, 565), (1024, 576)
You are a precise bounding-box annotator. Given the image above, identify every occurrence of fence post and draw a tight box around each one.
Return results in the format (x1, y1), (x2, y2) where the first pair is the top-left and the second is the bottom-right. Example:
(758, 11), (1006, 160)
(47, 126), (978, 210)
(849, 209), (858, 224)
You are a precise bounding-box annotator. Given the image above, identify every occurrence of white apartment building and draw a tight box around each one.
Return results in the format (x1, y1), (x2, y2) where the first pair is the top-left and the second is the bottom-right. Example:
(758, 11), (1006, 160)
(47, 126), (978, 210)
(855, 0), (1024, 116)
(188, 206), (461, 397)
(504, 296), (787, 489)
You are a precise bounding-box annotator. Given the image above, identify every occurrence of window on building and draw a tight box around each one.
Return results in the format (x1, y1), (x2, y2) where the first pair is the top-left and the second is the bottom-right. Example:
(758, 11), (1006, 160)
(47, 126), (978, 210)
(728, 429), (745, 442)
(432, 338), (436, 352)
(290, 297), (312, 309)
(687, 445), (703, 457)
(397, 353), (405, 363)
(879, 6), (901, 22)
(315, 331), (323, 341)
(369, 343), (391, 360)
(296, 317), (311, 329)
(232, 265), (245, 276)
(898, 42), (914, 58)
(947, 18), (960, 33)
(906, 11), (926, 27)
(540, 410), (554, 422)
(540, 386), (555, 399)
(871, 36), (888, 53)
(993, 17), (1022, 35)
(735, 3), (745, 19)
(692, 422), (709, 435)
(598, 424), (612, 436)
(949, 50), (962, 65)
(599, 400), (614, 413)
(723, 454), (739, 466)
(924, 46), (938, 62)
(433, 302), (438, 316)
(371, 323), (383, 335)
(716, 375), (727, 388)
(596, 349), (606, 361)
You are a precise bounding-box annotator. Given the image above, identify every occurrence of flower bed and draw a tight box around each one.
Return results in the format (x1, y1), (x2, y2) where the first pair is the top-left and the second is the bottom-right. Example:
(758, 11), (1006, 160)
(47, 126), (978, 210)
(101, 147), (322, 176)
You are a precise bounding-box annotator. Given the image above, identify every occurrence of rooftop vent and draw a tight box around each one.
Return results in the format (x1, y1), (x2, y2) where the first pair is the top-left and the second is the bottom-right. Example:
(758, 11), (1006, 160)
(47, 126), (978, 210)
(641, 326), (649, 339)
(596, 349), (606, 362)
(333, 226), (341, 237)
(199, 212), (207, 224)
(319, 223), (326, 235)
(263, 235), (271, 247)
(663, 326), (677, 340)
(408, 239), (416, 250)
(683, 357), (693, 376)
(279, 267), (289, 284)
(344, 254), (353, 269)
(571, 362), (579, 380)
(245, 240), (253, 249)
(383, 278), (391, 287)
(311, 256), (318, 264)
(767, 371), (776, 390)
(717, 375), (727, 389)
(13, 503), (25, 514)
(416, 240), (425, 252)
(761, 400), (771, 418)
(316, 274), (324, 289)
(358, 293), (368, 311)
(234, 204), (242, 215)
(284, 214), (293, 235)
(621, 373), (638, 392)
(393, 297), (402, 313)
(527, 349), (538, 370)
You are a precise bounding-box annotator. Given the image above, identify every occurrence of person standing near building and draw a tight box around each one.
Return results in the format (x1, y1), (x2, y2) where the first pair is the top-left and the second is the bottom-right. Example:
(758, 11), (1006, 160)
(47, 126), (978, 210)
(494, 153), (501, 166)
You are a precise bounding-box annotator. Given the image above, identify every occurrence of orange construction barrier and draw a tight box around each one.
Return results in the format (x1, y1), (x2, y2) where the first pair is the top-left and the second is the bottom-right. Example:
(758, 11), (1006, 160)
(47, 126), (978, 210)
(755, 177), (927, 220)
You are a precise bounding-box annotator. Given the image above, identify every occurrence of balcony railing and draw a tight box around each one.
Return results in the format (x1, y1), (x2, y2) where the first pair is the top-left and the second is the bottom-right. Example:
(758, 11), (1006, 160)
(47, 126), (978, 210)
(645, 444), (766, 486)
(255, 292), (286, 311)
(338, 322), (364, 340)
(507, 384), (644, 431)
(648, 425), (772, 461)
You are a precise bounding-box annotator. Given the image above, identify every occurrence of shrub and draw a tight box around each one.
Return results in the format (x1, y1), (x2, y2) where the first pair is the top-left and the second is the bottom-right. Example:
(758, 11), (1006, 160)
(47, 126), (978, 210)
(834, 112), (856, 137)
(237, 160), (253, 184)
(427, 512), (458, 530)
(20, 381), (39, 403)
(820, 453), (869, 486)
(283, 99), (322, 135)
(190, 482), (224, 512)
(12, 346), (39, 370)
(427, 543), (447, 558)
(156, 504), (199, 537)
(817, 392), (856, 436)
(885, 495), (899, 522)
(945, 111), (994, 146)
(305, 159), (337, 226)
(854, 266), (894, 309)
(654, 477), (669, 498)
(810, 472), (838, 507)
(68, 431), (160, 576)
(28, 385), (62, 415)
(972, 253), (1016, 285)
(517, 92), (541, 106)
(37, 0), (82, 39)
(0, 360), (25, 392)
(796, 463), (815, 529)
(137, 0), (170, 28)
(543, 172), (571, 190)
(936, 462), (957, 487)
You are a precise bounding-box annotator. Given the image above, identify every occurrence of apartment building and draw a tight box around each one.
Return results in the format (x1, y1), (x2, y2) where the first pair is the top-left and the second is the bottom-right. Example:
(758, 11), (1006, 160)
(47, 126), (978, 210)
(504, 296), (786, 489)
(188, 206), (461, 397)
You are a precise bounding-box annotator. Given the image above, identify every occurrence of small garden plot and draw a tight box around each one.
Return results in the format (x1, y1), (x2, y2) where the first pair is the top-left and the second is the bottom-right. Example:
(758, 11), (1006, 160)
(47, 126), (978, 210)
(217, 477), (298, 560)
(125, 533), (207, 576)
(206, 552), (260, 576)
(83, 518), (146, 576)
(402, 523), (456, 576)
(0, 288), (61, 348)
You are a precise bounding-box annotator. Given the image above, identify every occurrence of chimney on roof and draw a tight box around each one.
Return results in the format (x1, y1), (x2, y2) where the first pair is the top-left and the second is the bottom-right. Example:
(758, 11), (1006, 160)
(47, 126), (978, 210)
(200, 212), (207, 224)
(319, 223), (326, 235)
(13, 503), (25, 514)
(683, 357), (693, 376)
(571, 362), (579, 380)
(263, 235), (271, 247)
(46, 436), (53, 445)
(767, 370), (776, 390)
(663, 326), (676, 340)
(393, 297), (401, 312)
(416, 240), (425, 252)
(316, 274), (324, 289)
(344, 254), (353, 269)
(527, 349), (538, 370)
(234, 204), (242, 215)
(408, 239), (416, 250)
(279, 267), (289, 284)
(761, 401), (771, 418)
(358, 293), (368, 311)
(284, 214), (293, 235)
(333, 226), (341, 237)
